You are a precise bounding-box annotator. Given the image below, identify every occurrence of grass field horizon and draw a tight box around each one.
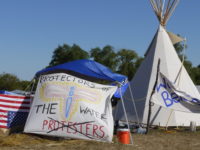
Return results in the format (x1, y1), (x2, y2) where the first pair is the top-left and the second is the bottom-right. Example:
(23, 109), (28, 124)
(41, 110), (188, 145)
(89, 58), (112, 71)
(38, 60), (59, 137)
(0, 128), (200, 150)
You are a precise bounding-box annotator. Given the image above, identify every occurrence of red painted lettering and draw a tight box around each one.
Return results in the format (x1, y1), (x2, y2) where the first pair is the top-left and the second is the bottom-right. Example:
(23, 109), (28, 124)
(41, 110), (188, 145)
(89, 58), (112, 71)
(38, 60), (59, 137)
(73, 122), (77, 134)
(99, 126), (105, 138)
(67, 122), (73, 133)
(60, 121), (66, 131)
(42, 120), (48, 130)
(86, 123), (91, 136)
(92, 124), (99, 137)
(48, 120), (55, 130)
(79, 123), (82, 134)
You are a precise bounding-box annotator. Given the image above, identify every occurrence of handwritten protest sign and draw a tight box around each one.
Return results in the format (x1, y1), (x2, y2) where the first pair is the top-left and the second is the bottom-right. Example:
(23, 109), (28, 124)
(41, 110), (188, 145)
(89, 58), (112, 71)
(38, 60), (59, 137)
(24, 73), (117, 142)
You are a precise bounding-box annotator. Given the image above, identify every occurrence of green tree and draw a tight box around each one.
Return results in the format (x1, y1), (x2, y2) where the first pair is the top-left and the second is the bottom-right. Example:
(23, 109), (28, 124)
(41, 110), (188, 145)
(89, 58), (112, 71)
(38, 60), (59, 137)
(90, 45), (118, 71)
(19, 80), (32, 91)
(191, 65), (200, 85)
(173, 41), (198, 83)
(135, 57), (144, 70)
(174, 42), (187, 59)
(117, 49), (140, 80)
(49, 44), (89, 67)
(0, 73), (31, 91)
(0, 73), (20, 91)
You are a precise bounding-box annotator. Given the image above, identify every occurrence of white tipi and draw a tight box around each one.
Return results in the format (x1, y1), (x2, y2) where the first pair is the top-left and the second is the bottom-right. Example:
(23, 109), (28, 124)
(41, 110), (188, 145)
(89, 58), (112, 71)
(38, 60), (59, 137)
(115, 0), (200, 127)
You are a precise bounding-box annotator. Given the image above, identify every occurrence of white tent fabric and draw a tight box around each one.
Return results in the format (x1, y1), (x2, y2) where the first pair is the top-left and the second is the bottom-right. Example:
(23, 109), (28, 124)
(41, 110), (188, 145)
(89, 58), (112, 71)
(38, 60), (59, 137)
(115, 25), (200, 126)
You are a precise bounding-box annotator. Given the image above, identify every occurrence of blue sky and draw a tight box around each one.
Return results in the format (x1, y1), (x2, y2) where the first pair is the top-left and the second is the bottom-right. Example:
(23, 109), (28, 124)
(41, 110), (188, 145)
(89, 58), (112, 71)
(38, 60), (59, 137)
(0, 0), (199, 81)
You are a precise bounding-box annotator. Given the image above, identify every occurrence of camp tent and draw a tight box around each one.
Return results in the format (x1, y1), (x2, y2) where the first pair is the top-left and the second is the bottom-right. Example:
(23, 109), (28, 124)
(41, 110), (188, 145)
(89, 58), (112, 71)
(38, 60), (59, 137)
(24, 59), (127, 142)
(35, 59), (127, 83)
(115, 0), (200, 128)
(35, 59), (128, 98)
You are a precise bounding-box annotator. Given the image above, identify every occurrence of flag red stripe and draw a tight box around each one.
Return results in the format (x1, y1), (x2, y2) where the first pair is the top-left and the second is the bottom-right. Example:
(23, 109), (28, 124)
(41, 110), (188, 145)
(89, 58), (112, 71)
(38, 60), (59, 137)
(0, 115), (7, 118)
(0, 120), (7, 123)
(0, 104), (30, 110)
(0, 99), (30, 104)
(0, 125), (7, 128)
(0, 110), (7, 113)
(0, 94), (30, 99)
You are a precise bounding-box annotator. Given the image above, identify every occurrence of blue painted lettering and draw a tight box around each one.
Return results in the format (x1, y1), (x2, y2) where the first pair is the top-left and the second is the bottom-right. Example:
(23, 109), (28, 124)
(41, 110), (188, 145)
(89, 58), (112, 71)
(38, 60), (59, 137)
(161, 91), (173, 107)
(157, 78), (171, 92)
(192, 98), (200, 105)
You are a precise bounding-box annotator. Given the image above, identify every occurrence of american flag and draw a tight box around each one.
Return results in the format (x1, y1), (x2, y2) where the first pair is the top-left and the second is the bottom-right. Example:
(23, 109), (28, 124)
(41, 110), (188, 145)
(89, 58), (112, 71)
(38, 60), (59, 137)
(0, 94), (31, 129)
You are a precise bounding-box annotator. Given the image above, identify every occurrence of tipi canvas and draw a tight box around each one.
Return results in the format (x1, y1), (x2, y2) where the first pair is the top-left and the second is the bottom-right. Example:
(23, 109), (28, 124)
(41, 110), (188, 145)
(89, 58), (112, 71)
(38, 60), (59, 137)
(115, 0), (200, 127)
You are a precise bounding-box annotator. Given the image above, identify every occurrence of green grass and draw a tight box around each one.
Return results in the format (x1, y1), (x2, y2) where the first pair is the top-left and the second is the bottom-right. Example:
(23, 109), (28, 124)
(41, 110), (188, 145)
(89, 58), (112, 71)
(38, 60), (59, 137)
(0, 129), (200, 150)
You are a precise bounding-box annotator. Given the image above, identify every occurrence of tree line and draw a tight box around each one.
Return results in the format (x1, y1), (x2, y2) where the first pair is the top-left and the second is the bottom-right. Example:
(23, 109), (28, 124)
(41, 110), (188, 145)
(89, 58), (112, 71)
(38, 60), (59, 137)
(0, 42), (200, 91)
(48, 44), (143, 80)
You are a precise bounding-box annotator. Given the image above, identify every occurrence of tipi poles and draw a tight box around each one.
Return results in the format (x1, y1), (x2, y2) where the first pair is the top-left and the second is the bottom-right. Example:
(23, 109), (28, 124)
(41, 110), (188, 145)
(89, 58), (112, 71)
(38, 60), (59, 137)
(146, 59), (161, 134)
(149, 0), (180, 26)
(174, 38), (187, 85)
(150, 0), (163, 23)
(119, 85), (134, 144)
(177, 38), (187, 85)
(165, 109), (173, 130)
(163, 0), (179, 24)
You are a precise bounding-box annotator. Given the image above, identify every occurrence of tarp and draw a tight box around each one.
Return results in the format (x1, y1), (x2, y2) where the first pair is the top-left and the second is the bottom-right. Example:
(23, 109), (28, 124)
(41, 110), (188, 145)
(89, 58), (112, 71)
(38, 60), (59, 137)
(35, 59), (127, 83)
(113, 82), (129, 98)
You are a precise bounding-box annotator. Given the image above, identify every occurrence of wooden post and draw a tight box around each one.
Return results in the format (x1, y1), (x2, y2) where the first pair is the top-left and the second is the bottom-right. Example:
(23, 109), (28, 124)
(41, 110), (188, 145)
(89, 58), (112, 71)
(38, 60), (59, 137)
(190, 121), (196, 132)
(146, 59), (161, 134)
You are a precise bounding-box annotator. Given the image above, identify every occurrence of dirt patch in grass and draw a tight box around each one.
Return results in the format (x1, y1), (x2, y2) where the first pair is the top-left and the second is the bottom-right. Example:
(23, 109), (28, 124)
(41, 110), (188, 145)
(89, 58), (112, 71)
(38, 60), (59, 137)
(0, 129), (200, 150)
